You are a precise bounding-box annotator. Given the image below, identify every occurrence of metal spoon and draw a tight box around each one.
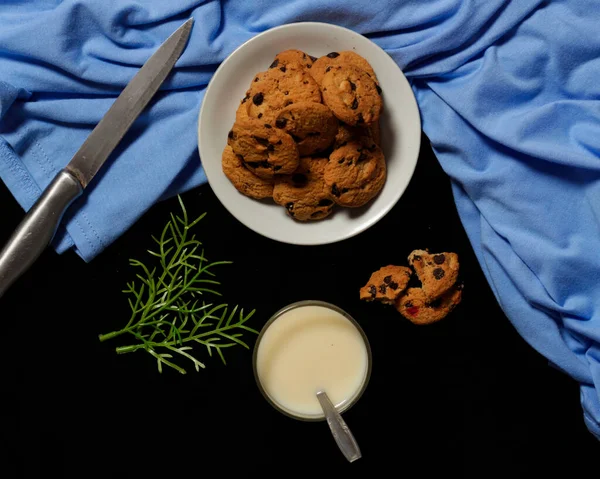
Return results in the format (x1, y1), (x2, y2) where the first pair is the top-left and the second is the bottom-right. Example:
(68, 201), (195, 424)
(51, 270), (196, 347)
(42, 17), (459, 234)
(316, 390), (362, 463)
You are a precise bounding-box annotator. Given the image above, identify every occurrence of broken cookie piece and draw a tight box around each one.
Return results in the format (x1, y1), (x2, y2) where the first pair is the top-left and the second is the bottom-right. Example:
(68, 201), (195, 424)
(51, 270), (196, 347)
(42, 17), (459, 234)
(395, 284), (463, 325)
(407, 249), (460, 300)
(359, 265), (412, 304)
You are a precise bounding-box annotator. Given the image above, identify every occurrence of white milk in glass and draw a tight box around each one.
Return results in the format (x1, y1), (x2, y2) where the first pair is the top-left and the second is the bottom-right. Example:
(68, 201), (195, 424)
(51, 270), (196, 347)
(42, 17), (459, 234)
(255, 304), (370, 419)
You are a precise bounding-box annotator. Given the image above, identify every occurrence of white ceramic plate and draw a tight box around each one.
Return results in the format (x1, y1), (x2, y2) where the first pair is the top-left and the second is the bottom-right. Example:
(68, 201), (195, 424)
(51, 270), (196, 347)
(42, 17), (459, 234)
(198, 22), (421, 245)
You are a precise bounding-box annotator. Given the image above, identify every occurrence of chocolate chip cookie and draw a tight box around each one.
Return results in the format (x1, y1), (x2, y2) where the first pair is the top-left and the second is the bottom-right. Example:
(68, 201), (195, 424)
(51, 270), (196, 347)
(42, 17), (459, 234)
(229, 120), (299, 178)
(325, 138), (386, 207)
(395, 285), (463, 325)
(359, 265), (412, 304)
(274, 101), (338, 156)
(246, 62), (321, 123)
(221, 145), (274, 199)
(273, 157), (334, 221)
(408, 250), (460, 300)
(310, 51), (378, 85)
(321, 65), (382, 126)
(272, 49), (315, 70)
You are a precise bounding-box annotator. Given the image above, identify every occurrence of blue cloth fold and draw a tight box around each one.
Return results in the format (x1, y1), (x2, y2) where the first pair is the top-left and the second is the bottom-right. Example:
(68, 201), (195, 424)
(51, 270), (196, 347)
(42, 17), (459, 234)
(1, 0), (598, 440)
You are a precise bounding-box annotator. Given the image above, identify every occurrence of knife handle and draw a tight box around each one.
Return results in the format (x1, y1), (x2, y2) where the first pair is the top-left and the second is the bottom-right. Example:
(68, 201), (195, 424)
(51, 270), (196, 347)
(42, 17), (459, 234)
(0, 169), (83, 299)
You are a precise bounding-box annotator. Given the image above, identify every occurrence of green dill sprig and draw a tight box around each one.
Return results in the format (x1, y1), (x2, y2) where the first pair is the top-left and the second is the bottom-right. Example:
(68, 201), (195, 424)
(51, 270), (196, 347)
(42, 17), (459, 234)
(98, 196), (258, 374)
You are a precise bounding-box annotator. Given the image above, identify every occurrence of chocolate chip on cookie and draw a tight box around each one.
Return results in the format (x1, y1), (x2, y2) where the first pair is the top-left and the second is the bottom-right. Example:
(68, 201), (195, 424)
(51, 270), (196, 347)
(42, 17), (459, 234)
(274, 101), (338, 156)
(324, 138), (386, 207)
(321, 65), (382, 126)
(395, 285), (463, 325)
(407, 250), (460, 300)
(221, 145), (274, 199)
(229, 120), (299, 178)
(359, 265), (412, 304)
(310, 51), (378, 85)
(273, 157), (334, 221)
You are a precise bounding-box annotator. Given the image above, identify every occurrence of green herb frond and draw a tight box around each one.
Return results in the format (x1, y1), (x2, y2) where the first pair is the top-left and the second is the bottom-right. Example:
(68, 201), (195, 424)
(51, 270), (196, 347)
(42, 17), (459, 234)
(98, 196), (258, 374)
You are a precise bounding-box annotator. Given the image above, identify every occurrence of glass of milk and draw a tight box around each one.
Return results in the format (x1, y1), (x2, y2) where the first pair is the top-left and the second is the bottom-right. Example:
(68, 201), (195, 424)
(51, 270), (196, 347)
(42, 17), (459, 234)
(253, 300), (372, 421)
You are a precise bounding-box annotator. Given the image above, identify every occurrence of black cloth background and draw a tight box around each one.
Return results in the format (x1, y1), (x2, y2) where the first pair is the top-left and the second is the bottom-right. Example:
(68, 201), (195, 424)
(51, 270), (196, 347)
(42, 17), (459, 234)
(1, 134), (597, 477)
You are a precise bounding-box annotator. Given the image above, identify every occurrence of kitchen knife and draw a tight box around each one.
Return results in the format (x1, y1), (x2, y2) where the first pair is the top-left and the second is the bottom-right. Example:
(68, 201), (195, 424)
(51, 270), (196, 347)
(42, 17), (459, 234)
(0, 18), (194, 299)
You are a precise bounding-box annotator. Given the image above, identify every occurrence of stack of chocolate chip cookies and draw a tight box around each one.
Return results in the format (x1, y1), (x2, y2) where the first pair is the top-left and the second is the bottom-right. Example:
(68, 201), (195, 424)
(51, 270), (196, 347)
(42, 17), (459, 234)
(360, 250), (463, 325)
(222, 49), (385, 221)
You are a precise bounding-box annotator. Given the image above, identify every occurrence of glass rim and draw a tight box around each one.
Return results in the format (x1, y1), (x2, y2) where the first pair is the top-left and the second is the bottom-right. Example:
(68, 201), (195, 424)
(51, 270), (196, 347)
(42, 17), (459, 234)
(252, 299), (373, 422)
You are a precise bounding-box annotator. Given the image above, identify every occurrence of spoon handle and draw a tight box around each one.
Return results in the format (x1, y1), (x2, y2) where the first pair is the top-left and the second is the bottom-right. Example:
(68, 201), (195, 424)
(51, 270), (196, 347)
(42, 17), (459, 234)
(316, 391), (362, 463)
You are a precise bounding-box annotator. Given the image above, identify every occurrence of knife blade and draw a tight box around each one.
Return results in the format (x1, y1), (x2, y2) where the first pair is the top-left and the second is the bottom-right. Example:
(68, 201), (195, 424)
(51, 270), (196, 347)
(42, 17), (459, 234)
(0, 18), (194, 299)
